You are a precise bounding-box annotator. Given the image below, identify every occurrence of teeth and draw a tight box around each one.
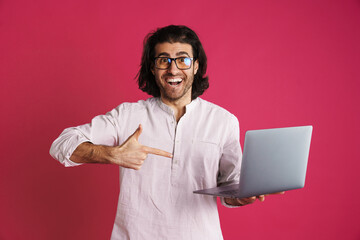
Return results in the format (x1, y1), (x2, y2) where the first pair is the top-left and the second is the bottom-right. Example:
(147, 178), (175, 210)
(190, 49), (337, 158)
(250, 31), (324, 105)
(167, 78), (182, 83)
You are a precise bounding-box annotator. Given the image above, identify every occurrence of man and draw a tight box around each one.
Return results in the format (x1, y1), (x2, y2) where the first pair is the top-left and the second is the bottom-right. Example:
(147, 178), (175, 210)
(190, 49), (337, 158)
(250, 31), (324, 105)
(50, 25), (266, 239)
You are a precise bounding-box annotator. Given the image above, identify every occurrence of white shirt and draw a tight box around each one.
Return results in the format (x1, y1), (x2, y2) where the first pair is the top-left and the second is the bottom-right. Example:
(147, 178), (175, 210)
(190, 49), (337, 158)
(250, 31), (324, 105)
(50, 97), (242, 240)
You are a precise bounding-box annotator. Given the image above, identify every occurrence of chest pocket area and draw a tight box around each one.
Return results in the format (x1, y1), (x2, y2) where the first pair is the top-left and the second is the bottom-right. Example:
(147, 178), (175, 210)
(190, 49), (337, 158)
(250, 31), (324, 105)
(187, 140), (222, 185)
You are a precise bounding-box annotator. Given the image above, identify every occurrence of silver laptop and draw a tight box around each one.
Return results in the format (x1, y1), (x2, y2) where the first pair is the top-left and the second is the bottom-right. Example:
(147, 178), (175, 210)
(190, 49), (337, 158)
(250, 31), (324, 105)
(193, 126), (313, 198)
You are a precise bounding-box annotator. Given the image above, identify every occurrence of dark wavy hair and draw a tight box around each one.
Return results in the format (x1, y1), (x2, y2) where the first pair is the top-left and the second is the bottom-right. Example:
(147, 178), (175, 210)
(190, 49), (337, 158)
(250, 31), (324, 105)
(137, 25), (209, 100)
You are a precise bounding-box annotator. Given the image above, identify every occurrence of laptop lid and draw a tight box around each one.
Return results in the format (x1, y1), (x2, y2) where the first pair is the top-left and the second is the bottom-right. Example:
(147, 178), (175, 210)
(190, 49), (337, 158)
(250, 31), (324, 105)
(193, 126), (313, 198)
(237, 125), (312, 198)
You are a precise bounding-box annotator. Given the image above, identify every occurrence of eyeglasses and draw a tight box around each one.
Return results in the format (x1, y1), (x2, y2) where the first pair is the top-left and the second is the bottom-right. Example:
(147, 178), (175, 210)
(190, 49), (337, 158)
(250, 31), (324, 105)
(154, 57), (195, 70)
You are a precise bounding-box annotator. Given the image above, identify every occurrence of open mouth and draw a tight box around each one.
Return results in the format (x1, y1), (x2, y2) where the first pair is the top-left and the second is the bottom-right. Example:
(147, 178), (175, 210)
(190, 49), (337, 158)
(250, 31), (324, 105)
(166, 78), (183, 86)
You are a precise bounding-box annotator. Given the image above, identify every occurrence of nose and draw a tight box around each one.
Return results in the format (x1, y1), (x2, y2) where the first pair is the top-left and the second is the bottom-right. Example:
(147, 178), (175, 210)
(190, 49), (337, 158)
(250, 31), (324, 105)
(167, 59), (180, 74)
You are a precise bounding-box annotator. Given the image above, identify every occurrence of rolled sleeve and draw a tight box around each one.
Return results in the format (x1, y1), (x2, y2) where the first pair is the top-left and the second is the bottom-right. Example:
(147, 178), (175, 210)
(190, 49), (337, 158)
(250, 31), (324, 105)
(49, 127), (90, 167)
(50, 108), (120, 167)
(220, 197), (242, 208)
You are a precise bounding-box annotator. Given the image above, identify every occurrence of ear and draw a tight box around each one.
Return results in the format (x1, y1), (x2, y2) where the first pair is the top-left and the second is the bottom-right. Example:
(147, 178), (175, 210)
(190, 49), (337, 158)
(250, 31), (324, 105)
(151, 63), (155, 75)
(194, 59), (199, 75)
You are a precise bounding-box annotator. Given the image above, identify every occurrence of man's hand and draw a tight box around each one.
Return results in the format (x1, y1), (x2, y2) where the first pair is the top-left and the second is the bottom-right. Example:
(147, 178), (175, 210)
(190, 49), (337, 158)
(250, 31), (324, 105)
(70, 124), (173, 169)
(109, 124), (173, 170)
(224, 192), (285, 206)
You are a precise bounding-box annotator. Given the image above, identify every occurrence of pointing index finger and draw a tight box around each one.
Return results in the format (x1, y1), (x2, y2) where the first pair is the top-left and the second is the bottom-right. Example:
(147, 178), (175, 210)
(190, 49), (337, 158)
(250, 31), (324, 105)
(143, 146), (173, 158)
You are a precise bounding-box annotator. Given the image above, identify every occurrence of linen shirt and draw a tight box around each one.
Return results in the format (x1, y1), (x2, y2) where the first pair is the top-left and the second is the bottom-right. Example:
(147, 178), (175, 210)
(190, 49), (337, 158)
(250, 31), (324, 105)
(50, 97), (242, 240)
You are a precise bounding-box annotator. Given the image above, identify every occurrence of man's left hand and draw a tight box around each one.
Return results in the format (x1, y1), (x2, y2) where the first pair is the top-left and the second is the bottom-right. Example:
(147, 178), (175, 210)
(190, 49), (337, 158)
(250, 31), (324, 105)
(224, 192), (285, 206)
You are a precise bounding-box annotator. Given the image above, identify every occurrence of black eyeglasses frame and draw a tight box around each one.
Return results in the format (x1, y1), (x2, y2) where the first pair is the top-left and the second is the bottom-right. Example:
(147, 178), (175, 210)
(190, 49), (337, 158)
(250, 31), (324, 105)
(153, 57), (196, 70)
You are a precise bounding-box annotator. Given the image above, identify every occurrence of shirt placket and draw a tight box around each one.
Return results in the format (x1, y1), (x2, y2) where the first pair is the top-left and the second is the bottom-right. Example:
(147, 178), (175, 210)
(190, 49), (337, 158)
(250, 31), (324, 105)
(170, 116), (183, 187)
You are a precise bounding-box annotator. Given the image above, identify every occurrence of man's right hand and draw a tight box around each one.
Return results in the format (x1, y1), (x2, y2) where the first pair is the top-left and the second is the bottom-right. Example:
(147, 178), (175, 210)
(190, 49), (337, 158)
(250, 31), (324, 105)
(70, 124), (173, 170)
(108, 124), (173, 170)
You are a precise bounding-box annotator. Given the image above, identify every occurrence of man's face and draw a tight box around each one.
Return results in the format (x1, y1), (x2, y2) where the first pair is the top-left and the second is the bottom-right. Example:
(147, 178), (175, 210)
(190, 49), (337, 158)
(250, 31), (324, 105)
(151, 42), (199, 103)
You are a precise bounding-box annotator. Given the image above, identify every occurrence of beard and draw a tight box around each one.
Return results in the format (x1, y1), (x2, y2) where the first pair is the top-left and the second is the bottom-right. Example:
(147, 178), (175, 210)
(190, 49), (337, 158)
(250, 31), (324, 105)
(156, 72), (194, 102)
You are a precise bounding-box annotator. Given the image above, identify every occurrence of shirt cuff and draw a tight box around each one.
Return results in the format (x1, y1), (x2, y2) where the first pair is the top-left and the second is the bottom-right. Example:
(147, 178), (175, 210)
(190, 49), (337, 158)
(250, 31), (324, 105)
(61, 140), (88, 167)
(63, 158), (83, 167)
(220, 197), (241, 208)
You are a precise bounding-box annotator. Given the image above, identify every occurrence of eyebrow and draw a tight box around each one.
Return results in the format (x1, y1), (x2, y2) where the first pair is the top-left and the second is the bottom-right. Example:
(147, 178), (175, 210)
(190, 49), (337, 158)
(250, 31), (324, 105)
(156, 51), (191, 57)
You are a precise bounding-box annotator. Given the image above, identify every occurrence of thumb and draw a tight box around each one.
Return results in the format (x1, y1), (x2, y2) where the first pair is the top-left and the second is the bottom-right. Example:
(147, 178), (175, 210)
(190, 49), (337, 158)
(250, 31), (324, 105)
(131, 124), (143, 141)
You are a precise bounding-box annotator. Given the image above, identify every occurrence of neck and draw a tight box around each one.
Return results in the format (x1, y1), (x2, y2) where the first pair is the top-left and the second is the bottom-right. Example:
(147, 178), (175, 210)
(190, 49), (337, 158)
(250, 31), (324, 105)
(160, 95), (192, 122)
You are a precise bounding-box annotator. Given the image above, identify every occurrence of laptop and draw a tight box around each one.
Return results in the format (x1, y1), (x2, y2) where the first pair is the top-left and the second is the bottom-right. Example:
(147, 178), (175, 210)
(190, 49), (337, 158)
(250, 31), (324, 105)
(193, 126), (313, 199)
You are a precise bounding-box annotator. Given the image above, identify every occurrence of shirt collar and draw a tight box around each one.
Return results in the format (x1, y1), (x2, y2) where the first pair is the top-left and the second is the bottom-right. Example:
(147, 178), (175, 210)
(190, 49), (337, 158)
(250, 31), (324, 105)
(156, 97), (174, 115)
(155, 97), (200, 116)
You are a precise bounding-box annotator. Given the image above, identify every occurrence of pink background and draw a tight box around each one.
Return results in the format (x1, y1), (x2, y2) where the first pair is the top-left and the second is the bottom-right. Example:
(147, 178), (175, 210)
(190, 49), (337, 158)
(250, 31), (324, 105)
(1, 0), (359, 239)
